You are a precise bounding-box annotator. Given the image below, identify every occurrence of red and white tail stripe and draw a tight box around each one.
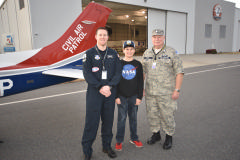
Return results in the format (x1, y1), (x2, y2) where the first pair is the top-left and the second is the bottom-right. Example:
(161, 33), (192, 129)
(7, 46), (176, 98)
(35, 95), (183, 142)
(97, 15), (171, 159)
(0, 2), (112, 71)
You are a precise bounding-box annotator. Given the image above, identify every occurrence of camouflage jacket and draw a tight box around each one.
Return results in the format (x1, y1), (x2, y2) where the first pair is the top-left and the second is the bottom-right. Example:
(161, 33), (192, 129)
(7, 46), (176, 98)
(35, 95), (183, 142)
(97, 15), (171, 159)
(142, 46), (184, 95)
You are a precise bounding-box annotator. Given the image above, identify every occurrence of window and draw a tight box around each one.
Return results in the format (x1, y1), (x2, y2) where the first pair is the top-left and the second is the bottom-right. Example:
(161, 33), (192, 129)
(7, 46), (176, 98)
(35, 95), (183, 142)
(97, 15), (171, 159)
(19, 0), (25, 10)
(219, 25), (226, 38)
(205, 24), (212, 38)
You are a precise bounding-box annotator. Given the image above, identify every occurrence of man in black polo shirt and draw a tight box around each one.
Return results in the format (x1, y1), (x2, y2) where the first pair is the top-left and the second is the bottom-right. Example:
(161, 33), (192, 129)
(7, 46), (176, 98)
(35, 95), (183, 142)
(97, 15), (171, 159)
(81, 27), (121, 160)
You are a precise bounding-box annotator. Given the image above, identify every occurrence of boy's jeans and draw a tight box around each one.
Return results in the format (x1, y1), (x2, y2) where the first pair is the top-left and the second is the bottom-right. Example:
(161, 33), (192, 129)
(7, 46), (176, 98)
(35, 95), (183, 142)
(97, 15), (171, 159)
(116, 95), (139, 143)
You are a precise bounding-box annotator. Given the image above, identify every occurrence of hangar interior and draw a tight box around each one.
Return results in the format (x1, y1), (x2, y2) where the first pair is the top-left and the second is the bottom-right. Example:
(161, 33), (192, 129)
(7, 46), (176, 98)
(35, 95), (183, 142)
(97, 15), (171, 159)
(82, 0), (147, 55)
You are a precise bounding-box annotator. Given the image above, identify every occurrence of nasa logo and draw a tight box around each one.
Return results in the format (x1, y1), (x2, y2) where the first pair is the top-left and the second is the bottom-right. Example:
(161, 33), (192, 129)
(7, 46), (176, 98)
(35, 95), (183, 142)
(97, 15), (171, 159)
(122, 64), (137, 80)
(213, 4), (222, 21)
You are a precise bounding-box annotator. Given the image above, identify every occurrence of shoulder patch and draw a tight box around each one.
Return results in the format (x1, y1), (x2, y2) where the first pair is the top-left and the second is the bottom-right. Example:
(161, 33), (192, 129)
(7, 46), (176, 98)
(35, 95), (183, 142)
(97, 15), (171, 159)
(82, 53), (86, 62)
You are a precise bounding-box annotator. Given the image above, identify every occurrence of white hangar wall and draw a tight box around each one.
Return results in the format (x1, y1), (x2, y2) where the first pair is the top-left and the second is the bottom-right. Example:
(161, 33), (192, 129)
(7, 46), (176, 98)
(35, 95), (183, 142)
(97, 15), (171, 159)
(0, 0), (19, 53)
(0, 3), (5, 53)
(0, 0), (32, 52)
(194, 0), (235, 53)
(29, 0), (82, 49)
(0, 0), (82, 52)
(233, 8), (240, 52)
(1, 0), (238, 54)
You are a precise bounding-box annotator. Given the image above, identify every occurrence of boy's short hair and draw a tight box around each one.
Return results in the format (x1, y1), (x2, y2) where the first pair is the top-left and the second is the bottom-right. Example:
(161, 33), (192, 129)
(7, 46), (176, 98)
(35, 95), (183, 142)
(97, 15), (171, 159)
(123, 40), (135, 48)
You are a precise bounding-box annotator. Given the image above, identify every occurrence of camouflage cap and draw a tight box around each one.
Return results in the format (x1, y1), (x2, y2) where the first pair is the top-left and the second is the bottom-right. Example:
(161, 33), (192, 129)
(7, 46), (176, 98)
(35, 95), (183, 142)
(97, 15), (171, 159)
(152, 29), (164, 36)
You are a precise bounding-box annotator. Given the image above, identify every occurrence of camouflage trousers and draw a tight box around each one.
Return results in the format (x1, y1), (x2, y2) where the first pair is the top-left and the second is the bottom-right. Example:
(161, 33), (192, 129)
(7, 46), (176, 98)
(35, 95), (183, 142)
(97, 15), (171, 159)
(145, 94), (177, 136)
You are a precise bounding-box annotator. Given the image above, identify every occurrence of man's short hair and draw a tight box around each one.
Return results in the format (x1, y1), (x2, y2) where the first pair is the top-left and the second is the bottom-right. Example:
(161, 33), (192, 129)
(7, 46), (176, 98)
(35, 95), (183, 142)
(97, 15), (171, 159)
(96, 27), (108, 35)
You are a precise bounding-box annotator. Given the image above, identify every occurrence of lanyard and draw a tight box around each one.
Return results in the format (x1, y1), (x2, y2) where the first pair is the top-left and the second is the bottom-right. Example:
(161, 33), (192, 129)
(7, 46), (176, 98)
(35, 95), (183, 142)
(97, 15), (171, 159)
(95, 45), (108, 70)
(152, 45), (165, 60)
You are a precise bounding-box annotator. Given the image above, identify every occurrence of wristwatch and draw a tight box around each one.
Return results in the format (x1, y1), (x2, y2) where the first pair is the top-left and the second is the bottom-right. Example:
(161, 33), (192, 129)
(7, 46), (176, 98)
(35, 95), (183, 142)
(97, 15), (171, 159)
(175, 89), (180, 92)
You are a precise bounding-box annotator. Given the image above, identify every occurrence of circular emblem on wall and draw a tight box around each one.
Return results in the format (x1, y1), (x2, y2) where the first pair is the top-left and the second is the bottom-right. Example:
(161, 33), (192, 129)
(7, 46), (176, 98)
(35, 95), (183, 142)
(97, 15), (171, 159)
(213, 4), (222, 21)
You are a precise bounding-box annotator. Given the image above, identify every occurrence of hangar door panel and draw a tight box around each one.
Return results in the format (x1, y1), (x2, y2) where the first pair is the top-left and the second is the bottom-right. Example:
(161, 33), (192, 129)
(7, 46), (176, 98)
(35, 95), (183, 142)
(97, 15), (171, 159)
(166, 11), (187, 54)
(238, 21), (240, 51)
(1, 4), (10, 33)
(148, 9), (166, 48)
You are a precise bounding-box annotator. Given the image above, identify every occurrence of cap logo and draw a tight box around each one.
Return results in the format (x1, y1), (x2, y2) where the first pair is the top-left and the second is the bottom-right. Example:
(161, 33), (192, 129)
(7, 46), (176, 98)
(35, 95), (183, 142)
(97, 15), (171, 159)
(123, 40), (135, 48)
(156, 30), (164, 34)
(152, 29), (164, 36)
(127, 40), (132, 45)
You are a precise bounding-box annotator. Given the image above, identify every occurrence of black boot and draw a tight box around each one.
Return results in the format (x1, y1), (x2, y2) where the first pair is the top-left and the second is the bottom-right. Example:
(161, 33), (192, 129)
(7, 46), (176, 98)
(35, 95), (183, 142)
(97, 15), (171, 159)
(84, 154), (91, 160)
(103, 147), (117, 158)
(147, 131), (161, 145)
(163, 134), (172, 150)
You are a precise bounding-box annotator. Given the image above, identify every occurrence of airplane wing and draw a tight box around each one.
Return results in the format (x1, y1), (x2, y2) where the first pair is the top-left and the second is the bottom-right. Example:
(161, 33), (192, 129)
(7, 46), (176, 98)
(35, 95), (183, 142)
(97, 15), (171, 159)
(41, 50), (86, 79)
(42, 68), (84, 79)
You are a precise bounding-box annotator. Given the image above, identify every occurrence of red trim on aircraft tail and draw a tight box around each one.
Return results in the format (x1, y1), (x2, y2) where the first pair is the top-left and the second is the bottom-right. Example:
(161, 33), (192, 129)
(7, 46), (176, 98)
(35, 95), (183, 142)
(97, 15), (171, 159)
(0, 2), (112, 70)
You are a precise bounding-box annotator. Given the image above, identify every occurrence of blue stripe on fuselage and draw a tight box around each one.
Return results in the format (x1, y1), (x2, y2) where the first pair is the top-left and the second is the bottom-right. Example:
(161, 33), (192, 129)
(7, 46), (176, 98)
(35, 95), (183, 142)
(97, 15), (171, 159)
(1, 72), (75, 97)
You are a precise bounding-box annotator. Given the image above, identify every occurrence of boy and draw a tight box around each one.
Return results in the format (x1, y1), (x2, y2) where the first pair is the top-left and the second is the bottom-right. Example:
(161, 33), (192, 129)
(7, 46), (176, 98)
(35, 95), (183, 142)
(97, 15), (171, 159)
(115, 40), (144, 151)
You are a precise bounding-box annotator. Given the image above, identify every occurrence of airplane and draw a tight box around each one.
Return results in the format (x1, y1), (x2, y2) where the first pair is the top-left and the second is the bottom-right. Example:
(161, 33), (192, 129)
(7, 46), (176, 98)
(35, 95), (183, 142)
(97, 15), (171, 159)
(0, 2), (112, 97)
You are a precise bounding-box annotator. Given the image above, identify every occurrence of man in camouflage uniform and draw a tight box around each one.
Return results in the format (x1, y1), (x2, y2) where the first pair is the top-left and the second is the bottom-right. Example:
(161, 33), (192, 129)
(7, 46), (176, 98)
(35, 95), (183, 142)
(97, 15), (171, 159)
(142, 29), (184, 150)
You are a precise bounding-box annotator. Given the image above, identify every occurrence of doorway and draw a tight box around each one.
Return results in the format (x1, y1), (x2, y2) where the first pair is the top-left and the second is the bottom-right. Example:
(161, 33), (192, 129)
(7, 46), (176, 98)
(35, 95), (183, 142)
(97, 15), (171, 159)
(82, 0), (147, 55)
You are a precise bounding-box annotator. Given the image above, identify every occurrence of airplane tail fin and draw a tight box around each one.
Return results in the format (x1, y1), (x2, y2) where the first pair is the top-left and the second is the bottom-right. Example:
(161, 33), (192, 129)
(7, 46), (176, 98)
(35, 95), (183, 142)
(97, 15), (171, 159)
(9, 2), (112, 67)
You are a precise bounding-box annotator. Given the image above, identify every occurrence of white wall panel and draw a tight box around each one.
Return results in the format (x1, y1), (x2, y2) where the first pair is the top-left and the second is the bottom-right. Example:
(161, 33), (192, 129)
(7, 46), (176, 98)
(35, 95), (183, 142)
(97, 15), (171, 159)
(0, 7), (5, 53)
(7, 0), (19, 51)
(233, 8), (240, 52)
(16, 0), (32, 51)
(194, 0), (235, 53)
(0, 1), (10, 53)
(238, 21), (240, 51)
(147, 9), (166, 48)
(29, 0), (82, 49)
(0, 0), (32, 52)
(166, 11), (187, 54)
(0, 0), (20, 51)
(0, 2), (10, 33)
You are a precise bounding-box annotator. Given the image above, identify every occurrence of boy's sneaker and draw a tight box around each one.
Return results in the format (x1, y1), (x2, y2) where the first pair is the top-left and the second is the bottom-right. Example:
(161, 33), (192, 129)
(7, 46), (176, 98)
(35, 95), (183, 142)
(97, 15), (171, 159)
(129, 140), (143, 148)
(115, 143), (122, 151)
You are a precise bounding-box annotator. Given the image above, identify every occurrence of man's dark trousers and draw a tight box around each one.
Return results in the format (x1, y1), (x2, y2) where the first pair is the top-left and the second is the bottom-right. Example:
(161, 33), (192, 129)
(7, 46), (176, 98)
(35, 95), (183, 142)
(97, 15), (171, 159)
(82, 86), (116, 157)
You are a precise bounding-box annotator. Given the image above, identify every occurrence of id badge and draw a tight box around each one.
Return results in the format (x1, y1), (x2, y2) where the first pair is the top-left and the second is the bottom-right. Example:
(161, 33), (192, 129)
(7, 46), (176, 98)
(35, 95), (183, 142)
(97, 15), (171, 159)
(102, 70), (107, 80)
(152, 62), (156, 69)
